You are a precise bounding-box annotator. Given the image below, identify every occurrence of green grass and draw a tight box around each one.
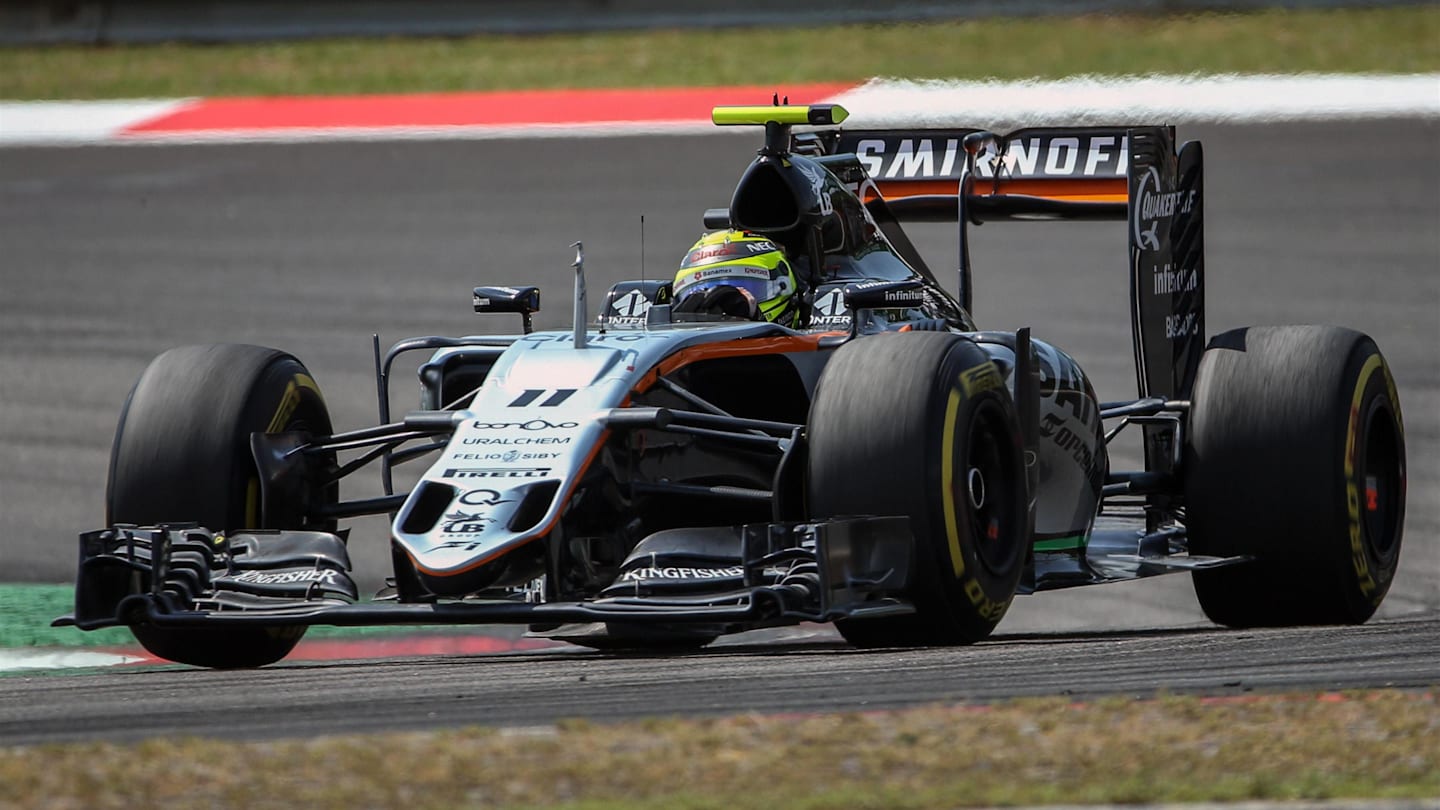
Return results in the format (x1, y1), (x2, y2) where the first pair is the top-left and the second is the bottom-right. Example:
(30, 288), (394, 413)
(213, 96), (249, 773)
(9, 588), (1437, 806)
(2, 691), (1436, 808)
(2, 7), (1437, 100)
(0, 584), (131, 649)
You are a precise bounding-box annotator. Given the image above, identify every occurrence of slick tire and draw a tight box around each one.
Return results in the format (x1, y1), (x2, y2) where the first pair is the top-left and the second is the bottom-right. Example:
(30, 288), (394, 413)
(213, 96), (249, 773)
(108, 344), (336, 668)
(807, 332), (1027, 647)
(1185, 326), (1405, 627)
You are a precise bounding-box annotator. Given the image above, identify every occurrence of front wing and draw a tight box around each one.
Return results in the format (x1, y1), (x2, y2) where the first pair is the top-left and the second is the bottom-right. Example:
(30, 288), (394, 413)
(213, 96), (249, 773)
(55, 519), (915, 633)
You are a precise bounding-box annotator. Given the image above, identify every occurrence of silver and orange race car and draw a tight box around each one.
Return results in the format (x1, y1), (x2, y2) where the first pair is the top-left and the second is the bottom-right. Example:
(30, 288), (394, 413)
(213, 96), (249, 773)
(59, 104), (1406, 667)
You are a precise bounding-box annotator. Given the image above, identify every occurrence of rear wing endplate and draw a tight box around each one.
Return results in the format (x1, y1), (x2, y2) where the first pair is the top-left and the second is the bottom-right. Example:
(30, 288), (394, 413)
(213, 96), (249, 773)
(824, 127), (1204, 401)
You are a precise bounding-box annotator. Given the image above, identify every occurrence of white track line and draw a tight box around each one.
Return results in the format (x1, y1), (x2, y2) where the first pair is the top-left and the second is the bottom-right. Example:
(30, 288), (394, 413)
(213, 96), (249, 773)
(0, 98), (192, 145)
(0, 649), (147, 672)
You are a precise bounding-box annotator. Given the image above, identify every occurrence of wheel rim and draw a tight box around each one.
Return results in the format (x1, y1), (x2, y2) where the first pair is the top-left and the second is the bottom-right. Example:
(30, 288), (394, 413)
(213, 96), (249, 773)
(247, 379), (336, 531)
(1360, 399), (1403, 562)
(962, 400), (1022, 576)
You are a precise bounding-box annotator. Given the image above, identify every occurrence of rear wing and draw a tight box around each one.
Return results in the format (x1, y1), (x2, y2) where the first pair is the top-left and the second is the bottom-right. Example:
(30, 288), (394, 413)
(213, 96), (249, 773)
(819, 127), (1205, 401)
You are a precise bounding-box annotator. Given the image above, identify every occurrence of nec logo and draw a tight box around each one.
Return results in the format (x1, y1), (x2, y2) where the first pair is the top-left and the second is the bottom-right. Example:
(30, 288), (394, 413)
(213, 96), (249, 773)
(843, 133), (1130, 181)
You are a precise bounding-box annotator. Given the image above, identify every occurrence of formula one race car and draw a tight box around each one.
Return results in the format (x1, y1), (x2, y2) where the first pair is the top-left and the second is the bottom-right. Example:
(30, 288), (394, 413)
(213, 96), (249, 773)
(58, 104), (1407, 668)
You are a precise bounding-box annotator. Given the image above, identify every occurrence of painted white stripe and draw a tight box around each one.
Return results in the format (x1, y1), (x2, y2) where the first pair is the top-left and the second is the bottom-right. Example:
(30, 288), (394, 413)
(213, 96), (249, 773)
(112, 119), (724, 145)
(0, 99), (192, 145)
(0, 648), (146, 672)
(0, 75), (1435, 147)
(833, 73), (1440, 130)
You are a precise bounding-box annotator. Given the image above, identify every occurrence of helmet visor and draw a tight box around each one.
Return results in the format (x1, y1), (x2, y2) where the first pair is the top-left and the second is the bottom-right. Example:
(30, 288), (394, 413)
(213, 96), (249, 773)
(675, 276), (770, 306)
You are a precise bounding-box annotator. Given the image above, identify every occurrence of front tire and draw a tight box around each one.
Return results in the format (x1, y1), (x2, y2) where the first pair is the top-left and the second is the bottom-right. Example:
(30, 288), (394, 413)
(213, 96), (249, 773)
(1185, 325), (1405, 627)
(807, 332), (1028, 647)
(108, 344), (335, 668)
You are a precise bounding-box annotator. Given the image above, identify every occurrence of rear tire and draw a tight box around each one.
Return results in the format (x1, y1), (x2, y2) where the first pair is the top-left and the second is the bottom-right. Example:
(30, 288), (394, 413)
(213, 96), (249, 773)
(108, 344), (335, 668)
(1185, 326), (1405, 627)
(807, 332), (1027, 647)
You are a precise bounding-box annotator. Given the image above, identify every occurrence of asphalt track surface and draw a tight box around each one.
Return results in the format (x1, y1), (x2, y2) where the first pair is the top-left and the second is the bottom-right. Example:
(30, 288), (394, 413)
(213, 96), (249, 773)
(2, 617), (1438, 746)
(0, 120), (1437, 743)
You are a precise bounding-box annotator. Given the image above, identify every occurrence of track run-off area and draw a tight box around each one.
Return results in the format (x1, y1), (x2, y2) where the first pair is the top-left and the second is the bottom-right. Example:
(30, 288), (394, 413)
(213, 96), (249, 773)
(0, 78), (1436, 743)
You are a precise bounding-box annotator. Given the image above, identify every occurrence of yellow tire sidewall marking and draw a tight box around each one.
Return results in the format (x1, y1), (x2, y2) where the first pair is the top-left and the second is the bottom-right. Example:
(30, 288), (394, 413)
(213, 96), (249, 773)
(265, 373), (322, 433)
(1343, 353), (1383, 602)
(941, 387), (966, 578)
(938, 365), (1015, 624)
(250, 372), (322, 527)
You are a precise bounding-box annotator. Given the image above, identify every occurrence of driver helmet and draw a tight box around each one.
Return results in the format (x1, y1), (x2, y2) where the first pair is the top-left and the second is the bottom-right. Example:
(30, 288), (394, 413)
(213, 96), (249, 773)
(672, 230), (799, 326)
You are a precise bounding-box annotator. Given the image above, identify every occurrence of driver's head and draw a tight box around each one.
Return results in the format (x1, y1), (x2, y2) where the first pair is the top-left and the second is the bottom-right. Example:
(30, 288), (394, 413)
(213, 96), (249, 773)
(672, 230), (798, 326)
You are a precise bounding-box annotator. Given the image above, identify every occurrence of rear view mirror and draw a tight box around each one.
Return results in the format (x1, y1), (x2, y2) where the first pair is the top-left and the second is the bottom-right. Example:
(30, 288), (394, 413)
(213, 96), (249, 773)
(473, 285), (541, 333)
(473, 285), (540, 313)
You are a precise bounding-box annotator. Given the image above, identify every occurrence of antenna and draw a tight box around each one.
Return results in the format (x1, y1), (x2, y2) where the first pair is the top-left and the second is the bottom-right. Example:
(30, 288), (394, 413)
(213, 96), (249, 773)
(640, 214), (646, 285)
(571, 241), (587, 349)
